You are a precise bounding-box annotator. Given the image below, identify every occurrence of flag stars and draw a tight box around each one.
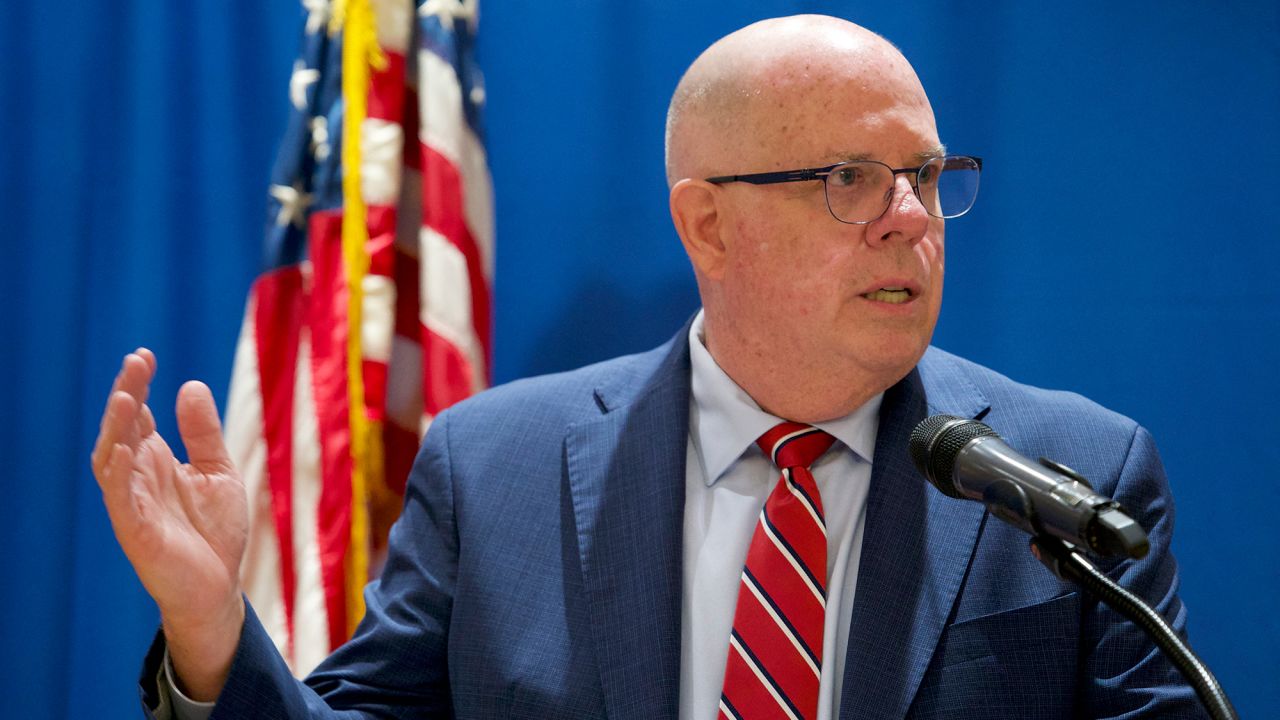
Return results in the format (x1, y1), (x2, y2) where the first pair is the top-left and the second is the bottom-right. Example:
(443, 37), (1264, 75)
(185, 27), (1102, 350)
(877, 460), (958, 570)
(310, 116), (331, 161)
(290, 60), (321, 112)
(301, 0), (332, 36)
(419, 0), (477, 31)
(270, 182), (312, 229)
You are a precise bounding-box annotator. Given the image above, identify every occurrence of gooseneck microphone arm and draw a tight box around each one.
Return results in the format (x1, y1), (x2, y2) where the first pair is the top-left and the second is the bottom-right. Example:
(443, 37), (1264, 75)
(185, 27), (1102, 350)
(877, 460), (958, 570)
(1029, 536), (1238, 720)
(910, 415), (1238, 720)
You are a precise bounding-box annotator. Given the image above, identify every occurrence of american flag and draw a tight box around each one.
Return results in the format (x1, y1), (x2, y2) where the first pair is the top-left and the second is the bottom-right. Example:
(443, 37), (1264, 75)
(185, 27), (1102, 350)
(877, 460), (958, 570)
(224, 0), (493, 676)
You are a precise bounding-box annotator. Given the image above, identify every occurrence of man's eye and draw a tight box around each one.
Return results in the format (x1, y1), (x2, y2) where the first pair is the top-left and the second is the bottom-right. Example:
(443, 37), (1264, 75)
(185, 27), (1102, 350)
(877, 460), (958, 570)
(830, 167), (863, 187)
(918, 164), (939, 185)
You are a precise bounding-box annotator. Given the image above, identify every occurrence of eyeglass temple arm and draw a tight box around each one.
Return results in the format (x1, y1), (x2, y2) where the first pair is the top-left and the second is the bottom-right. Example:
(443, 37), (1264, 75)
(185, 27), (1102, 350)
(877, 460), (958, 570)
(705, 168), (823, 185)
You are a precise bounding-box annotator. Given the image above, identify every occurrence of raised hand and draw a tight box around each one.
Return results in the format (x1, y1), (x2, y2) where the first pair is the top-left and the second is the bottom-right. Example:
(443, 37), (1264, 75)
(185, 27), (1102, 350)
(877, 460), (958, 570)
(91, 349), (247, 700)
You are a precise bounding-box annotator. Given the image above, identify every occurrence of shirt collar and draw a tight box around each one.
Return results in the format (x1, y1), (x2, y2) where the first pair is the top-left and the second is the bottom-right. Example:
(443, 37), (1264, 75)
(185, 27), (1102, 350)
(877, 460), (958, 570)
(687, 310), (882, 487)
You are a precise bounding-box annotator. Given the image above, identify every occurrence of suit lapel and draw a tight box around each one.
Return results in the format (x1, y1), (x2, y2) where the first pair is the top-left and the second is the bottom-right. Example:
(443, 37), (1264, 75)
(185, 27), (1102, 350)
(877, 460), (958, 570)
(838, 351), (991, 719)
(565, 331), (692, 720)
(561, 335), (990, 720)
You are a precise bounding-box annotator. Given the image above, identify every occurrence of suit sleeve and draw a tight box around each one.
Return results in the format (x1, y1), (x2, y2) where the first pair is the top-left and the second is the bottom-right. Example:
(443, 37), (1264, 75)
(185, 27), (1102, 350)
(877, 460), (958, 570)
(1079, 424), (1209, 719)
(138, 409), (461, 719)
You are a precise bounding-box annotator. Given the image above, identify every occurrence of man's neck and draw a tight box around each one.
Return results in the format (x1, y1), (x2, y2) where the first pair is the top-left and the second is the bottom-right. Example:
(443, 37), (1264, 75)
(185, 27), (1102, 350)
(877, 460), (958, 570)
(697, 318), (907, 424)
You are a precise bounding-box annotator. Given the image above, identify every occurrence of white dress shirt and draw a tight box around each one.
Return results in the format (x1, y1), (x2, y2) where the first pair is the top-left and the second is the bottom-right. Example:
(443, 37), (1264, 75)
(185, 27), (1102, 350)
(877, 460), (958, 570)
(679, 311), (881, 720)
(166, 311), (882, 720)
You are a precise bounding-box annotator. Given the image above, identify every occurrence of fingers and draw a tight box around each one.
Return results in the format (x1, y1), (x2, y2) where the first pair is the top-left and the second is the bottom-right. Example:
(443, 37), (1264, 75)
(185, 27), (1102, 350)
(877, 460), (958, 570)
(93, 352), (151, 474)
(100, 441), (137, 523)
(135, 347), (157, 376)
(92, 359), (128, 474)
(131, 349), (158, 425)
(104, 348), (152, 400)
(176, 381), (233, 475)
(117, 351), (156, 420)
(93, 389), (141, 481)
(137, 401), (158, 439)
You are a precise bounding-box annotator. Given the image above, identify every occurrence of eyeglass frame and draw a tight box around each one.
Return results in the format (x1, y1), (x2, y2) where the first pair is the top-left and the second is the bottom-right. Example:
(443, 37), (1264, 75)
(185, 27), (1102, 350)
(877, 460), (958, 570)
(704, 155), (983, 225)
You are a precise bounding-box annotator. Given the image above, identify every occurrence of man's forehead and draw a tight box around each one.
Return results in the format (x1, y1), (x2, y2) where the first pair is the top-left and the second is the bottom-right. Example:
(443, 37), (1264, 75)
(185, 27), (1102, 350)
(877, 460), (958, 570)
(746, 87), (942, 167)
(741, 43), (935, 134)
(666, 15), (936, 183)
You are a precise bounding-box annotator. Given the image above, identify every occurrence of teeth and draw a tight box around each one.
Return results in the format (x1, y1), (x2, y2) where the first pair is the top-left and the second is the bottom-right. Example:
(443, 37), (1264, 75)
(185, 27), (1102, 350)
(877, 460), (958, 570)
(863, 288), (912, 304)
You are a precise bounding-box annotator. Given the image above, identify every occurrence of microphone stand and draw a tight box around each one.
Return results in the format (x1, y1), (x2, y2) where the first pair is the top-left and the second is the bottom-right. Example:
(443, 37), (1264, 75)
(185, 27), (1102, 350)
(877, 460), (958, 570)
(1029, 535), (1238, 720)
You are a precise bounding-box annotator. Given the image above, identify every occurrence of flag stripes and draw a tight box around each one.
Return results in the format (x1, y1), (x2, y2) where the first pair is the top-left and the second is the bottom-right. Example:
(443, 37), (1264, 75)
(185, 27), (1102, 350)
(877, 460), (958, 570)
(228, 0), (492, 676)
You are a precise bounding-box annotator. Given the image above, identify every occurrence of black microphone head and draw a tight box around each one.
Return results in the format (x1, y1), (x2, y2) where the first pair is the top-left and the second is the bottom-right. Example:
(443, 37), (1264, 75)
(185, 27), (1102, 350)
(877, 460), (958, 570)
(909, 415), (1001, 498)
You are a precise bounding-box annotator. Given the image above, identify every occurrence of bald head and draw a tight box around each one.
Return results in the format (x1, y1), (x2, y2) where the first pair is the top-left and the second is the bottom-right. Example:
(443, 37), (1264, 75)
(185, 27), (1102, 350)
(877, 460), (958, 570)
(664, 16), (948, 421)
(664, 15), (934, 186)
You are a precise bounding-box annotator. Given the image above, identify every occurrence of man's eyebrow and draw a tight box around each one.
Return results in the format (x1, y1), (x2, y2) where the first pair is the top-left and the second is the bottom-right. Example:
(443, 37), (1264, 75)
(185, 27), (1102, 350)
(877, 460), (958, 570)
(914, 145), (948, 162)
(833, 145), (949, 164)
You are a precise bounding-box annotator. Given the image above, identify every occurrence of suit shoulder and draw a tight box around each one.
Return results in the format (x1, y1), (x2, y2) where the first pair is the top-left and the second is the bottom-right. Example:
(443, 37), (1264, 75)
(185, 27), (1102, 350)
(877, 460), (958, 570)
(920, 346), (1140, 440)
(439, 338), (681, 429)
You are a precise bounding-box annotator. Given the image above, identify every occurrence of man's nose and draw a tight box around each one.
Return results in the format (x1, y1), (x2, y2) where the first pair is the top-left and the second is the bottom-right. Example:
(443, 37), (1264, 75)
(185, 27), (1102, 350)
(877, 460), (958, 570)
(867, 174), (929, 246)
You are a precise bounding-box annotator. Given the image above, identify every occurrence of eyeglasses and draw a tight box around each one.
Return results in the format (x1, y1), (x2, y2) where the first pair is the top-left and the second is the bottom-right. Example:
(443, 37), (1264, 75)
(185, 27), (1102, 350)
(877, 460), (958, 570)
(706, 155), (982, 225)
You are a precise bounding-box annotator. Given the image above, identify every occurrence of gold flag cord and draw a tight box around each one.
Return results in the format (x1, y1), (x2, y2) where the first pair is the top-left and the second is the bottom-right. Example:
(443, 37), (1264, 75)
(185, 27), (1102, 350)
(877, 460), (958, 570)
(333, 0), (387, 638)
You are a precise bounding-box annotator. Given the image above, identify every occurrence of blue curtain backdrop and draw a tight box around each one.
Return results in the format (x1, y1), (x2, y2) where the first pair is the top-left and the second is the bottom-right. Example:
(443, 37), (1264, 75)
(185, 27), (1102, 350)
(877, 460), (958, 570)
(2, 1), (1276, 717)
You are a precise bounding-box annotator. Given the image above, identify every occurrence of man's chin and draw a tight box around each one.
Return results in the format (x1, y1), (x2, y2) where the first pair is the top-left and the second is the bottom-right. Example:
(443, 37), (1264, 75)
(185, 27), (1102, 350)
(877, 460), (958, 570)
(848, 336), (931, 384)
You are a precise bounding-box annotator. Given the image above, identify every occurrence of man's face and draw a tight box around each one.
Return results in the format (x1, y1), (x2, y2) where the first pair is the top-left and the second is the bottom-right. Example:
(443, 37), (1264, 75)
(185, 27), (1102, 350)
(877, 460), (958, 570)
(711, 69), (946, 395)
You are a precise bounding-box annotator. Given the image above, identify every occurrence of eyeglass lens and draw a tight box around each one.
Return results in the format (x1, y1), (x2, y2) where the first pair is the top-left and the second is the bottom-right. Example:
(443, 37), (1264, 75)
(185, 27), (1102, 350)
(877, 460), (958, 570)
(824, 156), (980, 223)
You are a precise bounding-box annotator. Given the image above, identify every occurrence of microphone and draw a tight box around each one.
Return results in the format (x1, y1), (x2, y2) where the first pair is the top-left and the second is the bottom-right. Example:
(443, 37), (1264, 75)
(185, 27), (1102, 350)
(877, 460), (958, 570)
(909, 415), (1149, 559)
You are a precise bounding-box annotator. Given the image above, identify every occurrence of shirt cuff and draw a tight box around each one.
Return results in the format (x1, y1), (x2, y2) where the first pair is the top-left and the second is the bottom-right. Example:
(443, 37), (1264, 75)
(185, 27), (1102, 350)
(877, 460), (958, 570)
(160, 649), (216, 720)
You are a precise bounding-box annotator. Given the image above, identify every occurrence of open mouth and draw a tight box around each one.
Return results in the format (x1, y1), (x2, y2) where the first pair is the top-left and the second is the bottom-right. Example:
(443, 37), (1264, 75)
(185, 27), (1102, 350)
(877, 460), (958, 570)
(861, 287), (913, 304)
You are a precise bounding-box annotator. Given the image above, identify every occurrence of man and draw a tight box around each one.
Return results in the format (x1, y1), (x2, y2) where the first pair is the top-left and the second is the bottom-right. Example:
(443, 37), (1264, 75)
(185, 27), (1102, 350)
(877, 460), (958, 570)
(93, 15), (1204, 719)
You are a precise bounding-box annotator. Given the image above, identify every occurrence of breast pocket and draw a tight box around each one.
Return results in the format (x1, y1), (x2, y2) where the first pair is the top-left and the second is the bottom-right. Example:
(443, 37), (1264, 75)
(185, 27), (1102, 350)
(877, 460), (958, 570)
(908, 593), (1081, 720)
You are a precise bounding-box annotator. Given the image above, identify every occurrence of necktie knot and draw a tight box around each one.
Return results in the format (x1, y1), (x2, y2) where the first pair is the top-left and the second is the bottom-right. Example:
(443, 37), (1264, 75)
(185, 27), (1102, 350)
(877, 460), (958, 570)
(757, 422), (836, 471)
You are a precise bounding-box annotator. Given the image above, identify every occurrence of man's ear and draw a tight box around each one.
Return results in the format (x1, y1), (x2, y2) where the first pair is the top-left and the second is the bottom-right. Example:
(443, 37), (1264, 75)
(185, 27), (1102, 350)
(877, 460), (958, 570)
(670, 178), (729, 280)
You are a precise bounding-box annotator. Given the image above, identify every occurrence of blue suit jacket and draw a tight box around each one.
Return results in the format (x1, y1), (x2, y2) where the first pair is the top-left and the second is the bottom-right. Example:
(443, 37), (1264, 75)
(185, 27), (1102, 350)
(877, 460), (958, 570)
(142, 323), (1205, 718)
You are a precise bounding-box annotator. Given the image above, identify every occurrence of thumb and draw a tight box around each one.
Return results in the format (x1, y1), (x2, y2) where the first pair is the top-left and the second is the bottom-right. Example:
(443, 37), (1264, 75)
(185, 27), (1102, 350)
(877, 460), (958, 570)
(176, 381), (233, 474)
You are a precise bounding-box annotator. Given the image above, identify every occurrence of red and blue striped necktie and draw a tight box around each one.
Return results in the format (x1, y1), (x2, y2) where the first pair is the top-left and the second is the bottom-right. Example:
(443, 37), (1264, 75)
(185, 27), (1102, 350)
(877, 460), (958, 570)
(719, 422), (835, 720)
